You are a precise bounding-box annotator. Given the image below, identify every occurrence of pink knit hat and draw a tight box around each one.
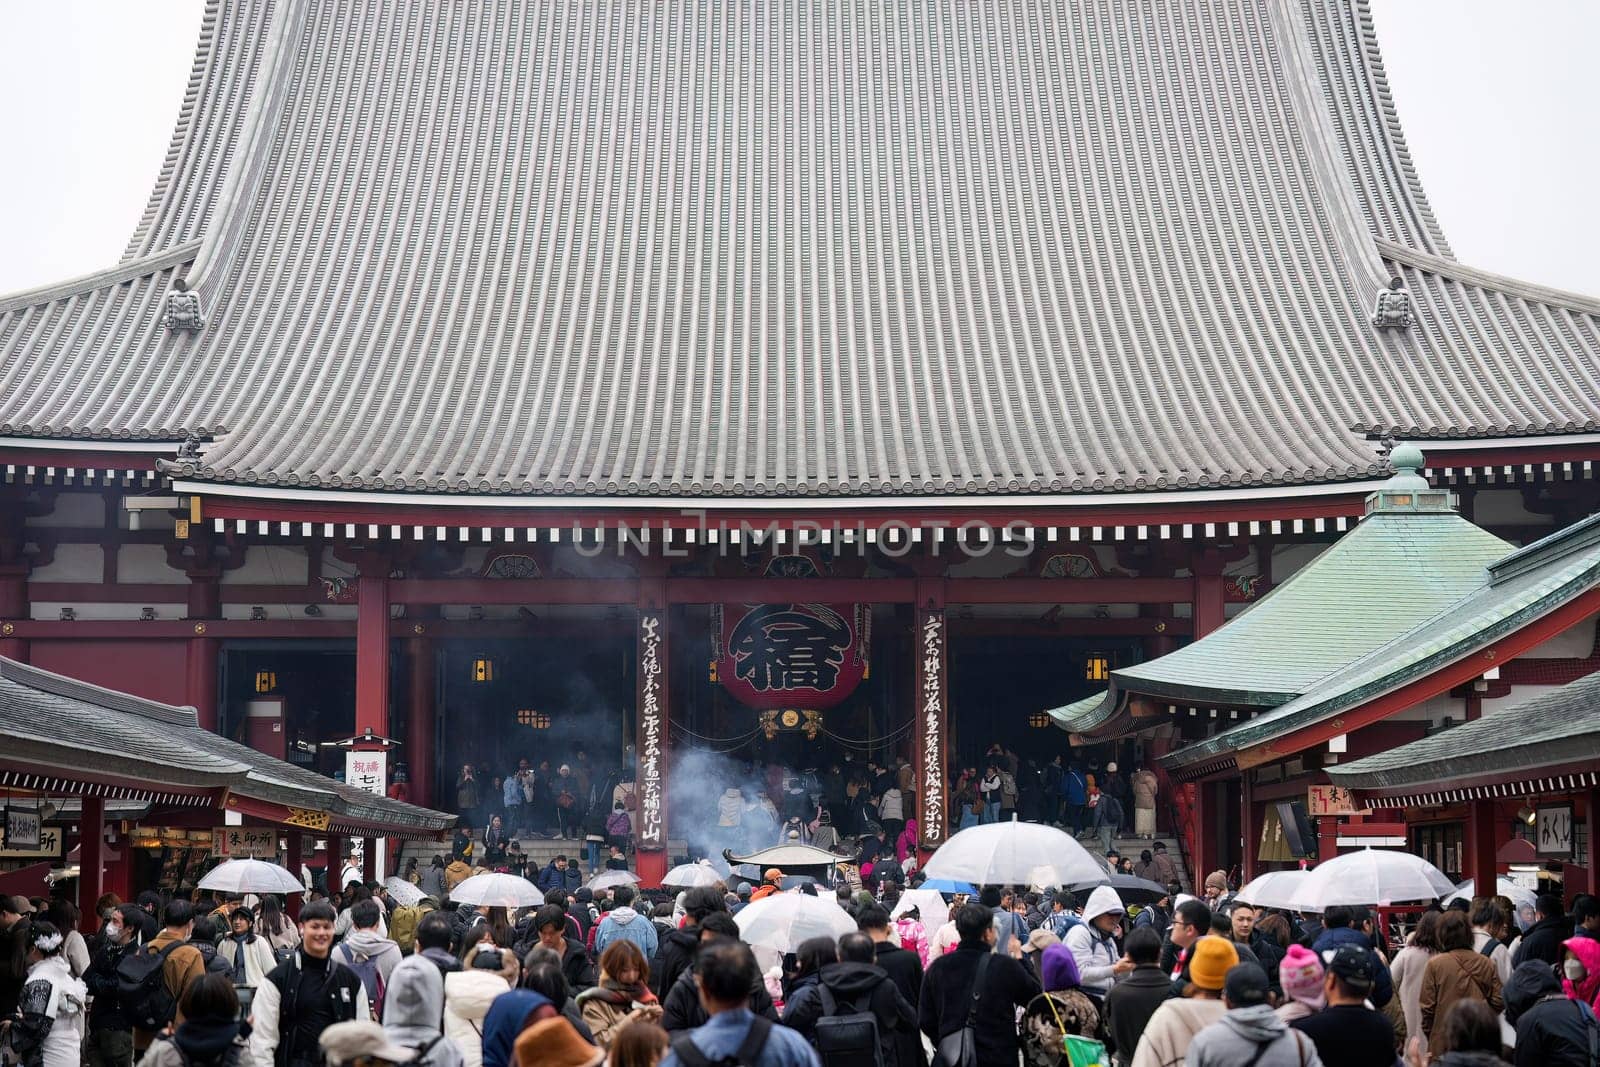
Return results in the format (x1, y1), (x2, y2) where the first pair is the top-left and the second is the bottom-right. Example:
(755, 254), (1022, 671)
(1279, 943), (1326, 1009)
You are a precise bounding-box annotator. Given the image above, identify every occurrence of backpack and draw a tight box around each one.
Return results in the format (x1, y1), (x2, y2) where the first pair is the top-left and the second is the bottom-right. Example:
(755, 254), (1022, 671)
(670, 1013), (774, 1067)
(336, 943), (387, 1021)
(115, 941), (187, 1032)
(815, 985), (884, 1067)
(606, 810), (632, 837)
(162, 1034), (244, 1067)
(390, 905), (425, 954)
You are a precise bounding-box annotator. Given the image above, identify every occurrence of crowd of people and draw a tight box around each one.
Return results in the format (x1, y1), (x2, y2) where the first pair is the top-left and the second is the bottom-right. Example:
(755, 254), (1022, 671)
(7, 860), (1598, 1067)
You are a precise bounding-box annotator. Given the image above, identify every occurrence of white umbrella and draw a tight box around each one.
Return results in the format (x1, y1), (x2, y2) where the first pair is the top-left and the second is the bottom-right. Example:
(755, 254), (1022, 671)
(1448, 878), (1539, 931)
(449, 872), (545, 909)
(662, 863), (724, 889)
(197, 859), (305, 895)
(921, 818), (1106, 888)
(383, 877), (426, 907)
(1288, 850), (1456, 911)
(891, 888), (949, 935)
(1234, 870), (1311, 910)
(587, 870), (640, 892)
(734, 892), (857, 954)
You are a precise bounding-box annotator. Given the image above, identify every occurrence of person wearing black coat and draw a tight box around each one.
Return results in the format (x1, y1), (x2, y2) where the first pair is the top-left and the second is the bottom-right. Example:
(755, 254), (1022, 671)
(857, 906), (925, 1067)
(659, 921), (780, 1038)
(1512, 895), (1573, 969)
(652, 887), (725, 996)
(1504, 959), (1596, 1067)
(918, 905), (1040, 1067)
(784, 940), (917, 1067)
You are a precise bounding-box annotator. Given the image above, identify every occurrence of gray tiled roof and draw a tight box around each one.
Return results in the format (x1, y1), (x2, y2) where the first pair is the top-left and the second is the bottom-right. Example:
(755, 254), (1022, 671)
(0, 657), (453, 834)
(1165, 511), (1600, 771)
(1327, 669), (1600, 792)
(2, 1), (1597, 498)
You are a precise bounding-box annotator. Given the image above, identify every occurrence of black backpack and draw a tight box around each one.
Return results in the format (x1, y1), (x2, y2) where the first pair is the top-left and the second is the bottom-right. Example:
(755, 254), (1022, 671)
(115, 941), (186, 1032)
(814, 986), (884, 1067)
(670, 1014), (773, 1067)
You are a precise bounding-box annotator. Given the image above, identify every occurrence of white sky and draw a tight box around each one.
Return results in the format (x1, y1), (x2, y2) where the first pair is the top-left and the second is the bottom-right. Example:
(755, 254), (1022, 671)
(0, 1), (1596, 297)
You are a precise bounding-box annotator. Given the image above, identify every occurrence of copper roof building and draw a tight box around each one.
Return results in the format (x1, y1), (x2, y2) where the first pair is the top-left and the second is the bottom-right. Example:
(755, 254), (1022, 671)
(2, 1), (1597, 887)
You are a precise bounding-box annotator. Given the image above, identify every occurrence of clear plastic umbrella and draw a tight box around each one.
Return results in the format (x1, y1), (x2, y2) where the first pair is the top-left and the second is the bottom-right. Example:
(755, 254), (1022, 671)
(197, 859), (305, 895)
(587, 870), (640, 892)
(383, 877), (426, 907)
(1448, 878), (1538, 931)
(1288, 850), (1456, 911)
(734, 892), (858, 953)
(921, 818), (1106, 888)
(661, 863), (724, 889)
(449, 872), (545, 908)
(891, 888), (950, 934)
(1234, 870), (1312, 910)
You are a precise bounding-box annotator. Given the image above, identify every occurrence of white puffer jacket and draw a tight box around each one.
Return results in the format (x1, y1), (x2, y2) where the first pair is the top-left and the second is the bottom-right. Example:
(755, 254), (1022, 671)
(442, 969), (509, 1067)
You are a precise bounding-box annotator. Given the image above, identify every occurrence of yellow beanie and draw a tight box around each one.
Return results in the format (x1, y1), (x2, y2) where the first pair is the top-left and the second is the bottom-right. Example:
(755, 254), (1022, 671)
(1188, 936), (1240, 992)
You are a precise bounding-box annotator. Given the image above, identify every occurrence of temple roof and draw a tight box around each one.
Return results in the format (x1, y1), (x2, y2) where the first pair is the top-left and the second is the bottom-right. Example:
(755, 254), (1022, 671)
(1326, 668), (1600, 795)
(1164, 509), (1600, 773)
(2, 1), (1598, 501)
(0, 656), (454, 835)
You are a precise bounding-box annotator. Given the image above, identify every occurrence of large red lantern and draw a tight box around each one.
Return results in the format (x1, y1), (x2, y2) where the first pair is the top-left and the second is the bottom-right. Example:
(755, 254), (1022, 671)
(712, 601), (870, 710)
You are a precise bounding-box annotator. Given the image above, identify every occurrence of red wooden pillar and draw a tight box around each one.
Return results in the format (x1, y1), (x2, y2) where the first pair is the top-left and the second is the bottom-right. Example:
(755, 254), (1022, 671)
(185, 570), (221, 731)
(1192, 553), (1226, 638)
(913, 578), (948, 864)
(78, 797), (105, 923)
(1240, 774), (1258, 882)
(325, 833), (345, 892)
(1588, 789), (1600, 898)
(634, 580), (668, 887)
(285, 833), (304, 920)
(1188, 782), (1211, 887)
(1468, 799), (1499, 897)
(406, 635), (435, 810)
(1317, 815), (1339, 864)
(356, 575), (391, 737)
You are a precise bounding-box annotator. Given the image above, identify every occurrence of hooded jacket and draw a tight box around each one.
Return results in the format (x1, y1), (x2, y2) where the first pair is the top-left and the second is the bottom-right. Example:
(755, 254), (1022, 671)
(651, 926), (702, 997)
(337, 928), (403, 988)
(1504, 959), (1595, 1067)
(660, 960), (778, 1037)
(782, 961), (913, 1067)
(445, 860), (474, 893)
(1182, 1003), (1321, 1067)
(1064, 886), (1124, 995)
(593, 907), (658, 959)
(137, 1016), (249, 1067)
(478, 990), (556, 1067)
(382, 957), (466, 1067)
(442, 969), (510, 1067)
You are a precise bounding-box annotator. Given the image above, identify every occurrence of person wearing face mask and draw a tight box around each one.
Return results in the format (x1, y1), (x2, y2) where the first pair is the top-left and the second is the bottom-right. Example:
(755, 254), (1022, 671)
(1559, 936), (1600, 1013)
(84, 905), (142, 1067)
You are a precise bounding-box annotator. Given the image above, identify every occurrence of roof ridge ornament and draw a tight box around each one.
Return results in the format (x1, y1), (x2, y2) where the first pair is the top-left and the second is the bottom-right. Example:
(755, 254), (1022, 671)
(1371, 276), (1415, 330)
(1364, 443), (1453, 516)
(163, 278), (205, 333)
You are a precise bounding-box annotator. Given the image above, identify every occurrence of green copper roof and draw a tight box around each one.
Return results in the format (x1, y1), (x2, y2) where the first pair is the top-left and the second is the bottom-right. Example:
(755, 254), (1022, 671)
(1046, 690), (1114, 733)
(1327, 668), (1600, 793)
(1166, 510), (1600, 771)
(1114, 511), (1510, 707)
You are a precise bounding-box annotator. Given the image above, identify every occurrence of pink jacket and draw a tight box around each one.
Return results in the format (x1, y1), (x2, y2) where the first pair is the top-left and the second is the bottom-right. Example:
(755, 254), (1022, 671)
(895, 819), (919, 863)
(894, 918), (930, 968)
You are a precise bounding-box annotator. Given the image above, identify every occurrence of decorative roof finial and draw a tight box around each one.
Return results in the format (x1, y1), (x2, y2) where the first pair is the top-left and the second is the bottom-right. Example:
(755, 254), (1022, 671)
(1365, 443), (1453, 516)
(176, 433), (203, 460)
(164, 278), (205, 333)
(1371, 276), (1415, 330)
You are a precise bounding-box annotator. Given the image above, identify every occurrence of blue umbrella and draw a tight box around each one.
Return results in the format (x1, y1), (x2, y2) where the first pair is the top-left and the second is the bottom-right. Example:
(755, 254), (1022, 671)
(920, 879), (977, 895)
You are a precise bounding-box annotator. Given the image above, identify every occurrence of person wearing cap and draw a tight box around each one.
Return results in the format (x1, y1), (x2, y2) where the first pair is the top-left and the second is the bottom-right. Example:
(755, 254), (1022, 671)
(1019, 928), (1060, 986)
(1274, 943), (1326, 1025)
(1065, 886), (1132, 999)
(749, 870), (784, 903)
(730, 883), (753, 915)
(1129, 936), (1236, 1067)
(1291, 943), (1398, 1067)
(320, 1019), (422, 1067)
(1184, 962), (1321, 1066)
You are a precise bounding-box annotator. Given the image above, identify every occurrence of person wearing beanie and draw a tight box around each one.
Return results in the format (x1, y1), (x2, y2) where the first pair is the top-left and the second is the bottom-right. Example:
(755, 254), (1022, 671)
(1202, 871), (1230, 906)
(1128, 937), (1237, 1067)
(513, 1016), (604, 1067)
(1275, 943), (1326, 1023)
(1023, 942), (1100, 1047)
(1184, 963), (1320, 1067)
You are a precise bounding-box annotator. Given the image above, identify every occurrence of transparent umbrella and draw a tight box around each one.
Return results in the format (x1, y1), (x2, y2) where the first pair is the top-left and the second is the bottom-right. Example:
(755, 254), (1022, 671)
(1448, 878), (1538, 931)
(1234, 870), (1312, 910)
(661, 863), (724, 889)
(734, 892), (857, 954)
(197, 859), (304, 895)
(921, 818), (1106, 888)
(587, 870), (640, 892)
(891, 888), (950, 934)
(383, 877), (426, 907)
(1288, 850), (1456, 911)
(449, 872), (545, 909)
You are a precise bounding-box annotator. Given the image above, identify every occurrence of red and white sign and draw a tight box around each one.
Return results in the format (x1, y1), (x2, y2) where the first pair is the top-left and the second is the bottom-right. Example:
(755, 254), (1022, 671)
(712, 602), (870, 710)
